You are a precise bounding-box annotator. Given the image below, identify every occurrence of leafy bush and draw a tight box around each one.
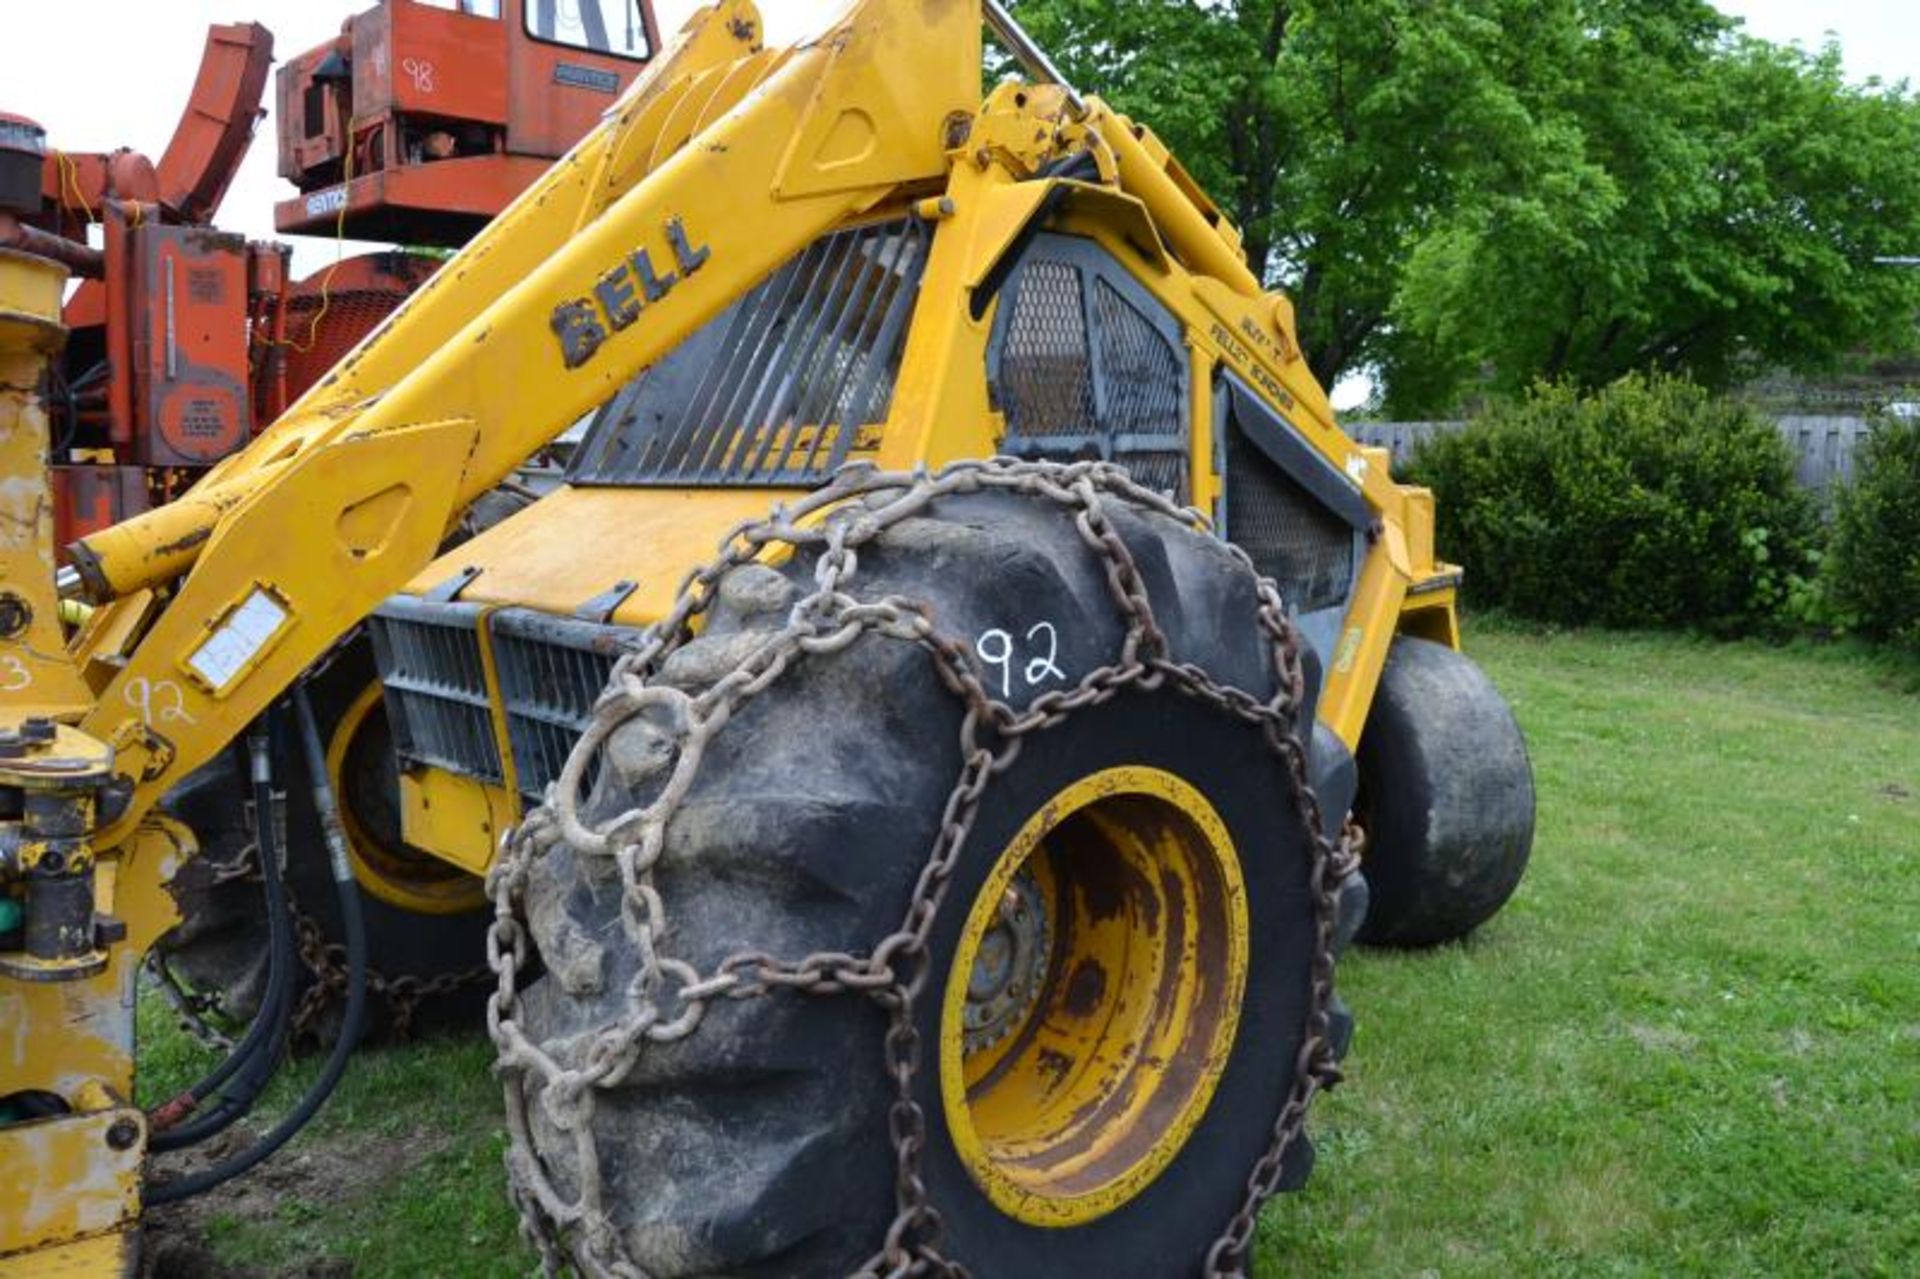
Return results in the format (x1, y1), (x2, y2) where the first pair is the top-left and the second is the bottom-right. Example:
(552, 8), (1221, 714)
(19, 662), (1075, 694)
(1826, 415), (1920, 648)
(1406, 375), (1820, 631)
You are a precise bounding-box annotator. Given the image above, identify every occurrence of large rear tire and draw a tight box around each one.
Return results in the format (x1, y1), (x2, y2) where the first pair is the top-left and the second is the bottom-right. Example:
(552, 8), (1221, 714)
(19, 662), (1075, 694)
(501, 469), (1361, 1277)
(1353, 636), (1534, 947)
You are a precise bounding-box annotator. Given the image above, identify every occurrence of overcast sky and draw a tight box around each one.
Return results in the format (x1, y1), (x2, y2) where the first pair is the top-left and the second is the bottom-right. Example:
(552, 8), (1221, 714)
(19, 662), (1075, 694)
(7, 0), (1916, 375)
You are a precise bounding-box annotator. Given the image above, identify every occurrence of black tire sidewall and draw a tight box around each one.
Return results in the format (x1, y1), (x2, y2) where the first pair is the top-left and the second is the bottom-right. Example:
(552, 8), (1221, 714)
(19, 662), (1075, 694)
(910, 687), (1318, 1278)
(1354, 637), (1533, 947)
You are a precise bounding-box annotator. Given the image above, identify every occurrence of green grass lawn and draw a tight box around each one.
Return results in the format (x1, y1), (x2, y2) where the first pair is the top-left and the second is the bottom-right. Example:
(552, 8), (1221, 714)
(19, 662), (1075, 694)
(142, 626), (1920, 1277)
(1266, 628), (1920, 1278)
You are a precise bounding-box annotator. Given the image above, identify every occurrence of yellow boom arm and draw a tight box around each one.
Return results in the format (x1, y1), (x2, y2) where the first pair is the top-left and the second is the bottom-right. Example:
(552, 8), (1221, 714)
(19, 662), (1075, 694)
(66, 0), (982, 846)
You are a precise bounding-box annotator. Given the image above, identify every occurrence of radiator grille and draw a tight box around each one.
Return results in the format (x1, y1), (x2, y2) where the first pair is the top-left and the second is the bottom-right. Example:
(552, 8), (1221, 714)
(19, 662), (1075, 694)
(368, 601), (503, 785)
(570, 218), (929, 487)
(369, 601), (642, 803)
(1226, 426), (1357, 614)
(491, 611), (640, 802)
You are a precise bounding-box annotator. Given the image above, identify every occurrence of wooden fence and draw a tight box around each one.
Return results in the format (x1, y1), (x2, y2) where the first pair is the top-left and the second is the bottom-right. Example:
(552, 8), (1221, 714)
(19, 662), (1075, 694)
(1345, 415), (1877, 495)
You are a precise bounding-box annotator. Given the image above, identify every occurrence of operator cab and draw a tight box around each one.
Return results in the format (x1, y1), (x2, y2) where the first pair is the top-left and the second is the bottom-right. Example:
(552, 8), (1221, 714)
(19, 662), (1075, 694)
(276, 0), (661, 245)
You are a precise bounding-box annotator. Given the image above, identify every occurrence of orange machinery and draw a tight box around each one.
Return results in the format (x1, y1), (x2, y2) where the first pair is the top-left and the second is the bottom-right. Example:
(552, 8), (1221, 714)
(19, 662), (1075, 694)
(12, 23), (280, 545)
(276, 0), (661, 245)
(9, 1), (658, 547)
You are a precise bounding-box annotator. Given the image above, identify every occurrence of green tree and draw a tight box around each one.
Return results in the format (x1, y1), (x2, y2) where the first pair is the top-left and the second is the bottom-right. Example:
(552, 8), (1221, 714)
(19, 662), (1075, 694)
(1391, 35), (1920, 408)
(1002, 1), (1920, 413)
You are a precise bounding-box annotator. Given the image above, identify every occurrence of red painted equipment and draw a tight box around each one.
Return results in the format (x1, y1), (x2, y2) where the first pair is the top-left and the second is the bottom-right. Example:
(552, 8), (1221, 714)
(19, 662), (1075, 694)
(5, 1), (659, 548)
(25, 24), (278, 541)
(276, 0), (659, 245)
(271, 250), (445, 406)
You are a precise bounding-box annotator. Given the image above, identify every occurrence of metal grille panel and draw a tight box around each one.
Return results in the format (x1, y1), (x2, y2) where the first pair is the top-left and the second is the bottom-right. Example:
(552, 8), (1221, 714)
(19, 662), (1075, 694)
(1226, 426), (1357, 614)
(570, 219), (929, 487)
(1119, 450), (1187, 500)
(1000, 260), (1097, 439)
(1095, 278), (1187, 498)
(1094, 279), (1181, 435)
(992, 237), (1190, 500)
(368, 601), (503, 785)
(491, 611), (641, 802)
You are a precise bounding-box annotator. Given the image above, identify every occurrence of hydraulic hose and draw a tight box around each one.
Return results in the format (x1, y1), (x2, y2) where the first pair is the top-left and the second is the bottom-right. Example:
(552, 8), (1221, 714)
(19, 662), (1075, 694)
(149, 734), (298, 1152)
(146, 686), (367, 1206)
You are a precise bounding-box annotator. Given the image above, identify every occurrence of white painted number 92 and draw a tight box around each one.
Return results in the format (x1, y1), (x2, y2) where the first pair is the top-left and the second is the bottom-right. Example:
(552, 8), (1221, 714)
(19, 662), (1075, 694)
(975, 622), (1066, 699)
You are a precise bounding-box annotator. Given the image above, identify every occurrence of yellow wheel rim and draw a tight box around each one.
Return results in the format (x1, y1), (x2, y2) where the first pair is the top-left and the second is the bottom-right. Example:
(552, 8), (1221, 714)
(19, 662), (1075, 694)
(940, 765), (1250, 1227)
(327, 682), (486, 915)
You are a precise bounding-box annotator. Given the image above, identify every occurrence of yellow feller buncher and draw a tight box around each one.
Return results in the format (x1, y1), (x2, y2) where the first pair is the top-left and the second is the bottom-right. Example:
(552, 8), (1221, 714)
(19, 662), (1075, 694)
(0, 3), (1534, 1275)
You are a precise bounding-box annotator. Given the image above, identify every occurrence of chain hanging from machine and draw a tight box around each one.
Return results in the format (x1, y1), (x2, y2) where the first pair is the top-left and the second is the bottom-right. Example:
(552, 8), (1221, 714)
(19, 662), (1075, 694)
(145, 826), (492, 1043)
(145, 952), (240, 1052)
(289, 906), (494, 1041)
(484, 457), (1360, 1279)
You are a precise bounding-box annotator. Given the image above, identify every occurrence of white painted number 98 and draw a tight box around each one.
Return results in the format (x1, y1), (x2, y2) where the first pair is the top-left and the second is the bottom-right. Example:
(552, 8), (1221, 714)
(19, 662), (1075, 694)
(402, 56), (435, 94)
(974, 622), (1066, 699)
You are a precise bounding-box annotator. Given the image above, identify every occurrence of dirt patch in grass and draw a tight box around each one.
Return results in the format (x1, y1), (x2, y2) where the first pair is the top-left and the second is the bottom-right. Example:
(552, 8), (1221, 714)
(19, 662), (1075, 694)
(142, 1121), (452, 1279)
(1625, 1021), (1700, 1054)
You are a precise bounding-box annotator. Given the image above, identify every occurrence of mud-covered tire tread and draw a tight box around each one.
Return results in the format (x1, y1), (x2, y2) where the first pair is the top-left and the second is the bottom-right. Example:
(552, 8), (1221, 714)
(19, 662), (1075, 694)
(518, 489), (1346, 1278)
(157, 747), (272, 1020)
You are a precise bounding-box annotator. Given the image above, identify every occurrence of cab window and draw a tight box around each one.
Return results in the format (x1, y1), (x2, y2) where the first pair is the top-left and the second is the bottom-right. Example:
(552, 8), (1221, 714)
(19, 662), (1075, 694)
(414, 1), (502, 16)
(525, 0), (652, 60)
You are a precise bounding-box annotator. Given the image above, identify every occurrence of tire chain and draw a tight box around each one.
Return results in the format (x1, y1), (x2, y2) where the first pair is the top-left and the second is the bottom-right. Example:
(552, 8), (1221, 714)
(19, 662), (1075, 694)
(484, 457), (1360, 1279)
(154, 830), (492, 1042)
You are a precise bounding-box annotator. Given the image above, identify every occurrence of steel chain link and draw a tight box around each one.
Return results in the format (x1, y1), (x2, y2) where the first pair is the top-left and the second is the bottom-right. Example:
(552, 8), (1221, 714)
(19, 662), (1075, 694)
(152, 810), (493, 1041)
(144, 952), (240, 1051)
(484, 458), (1358, 1279)
(291, 905), (495, 1039)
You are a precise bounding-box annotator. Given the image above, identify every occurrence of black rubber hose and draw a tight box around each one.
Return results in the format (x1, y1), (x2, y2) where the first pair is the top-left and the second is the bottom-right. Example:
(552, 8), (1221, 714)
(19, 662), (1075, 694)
(145, 687), (367, 1206)
(149, 735), (298, 1152)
